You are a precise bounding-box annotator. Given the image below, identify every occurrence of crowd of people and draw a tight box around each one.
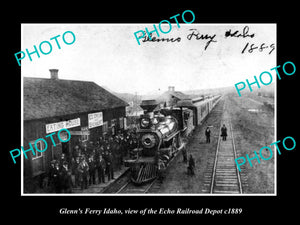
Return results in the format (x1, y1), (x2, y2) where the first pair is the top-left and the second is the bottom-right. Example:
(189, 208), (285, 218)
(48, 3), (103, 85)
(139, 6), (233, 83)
(46, 130), (138, 193)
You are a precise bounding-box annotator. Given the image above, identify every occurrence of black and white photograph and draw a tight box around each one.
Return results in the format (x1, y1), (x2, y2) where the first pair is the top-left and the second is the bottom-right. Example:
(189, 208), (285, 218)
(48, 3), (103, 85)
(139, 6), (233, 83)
(3, 4), (299, 220)
(21, 23), (276, 195)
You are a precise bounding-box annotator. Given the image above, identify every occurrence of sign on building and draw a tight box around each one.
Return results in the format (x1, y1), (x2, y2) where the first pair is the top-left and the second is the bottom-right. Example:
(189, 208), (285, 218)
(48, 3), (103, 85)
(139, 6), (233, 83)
(46, 118), (80, 134)
(88, 112), (103, 129)
(69, 130), (90, 135)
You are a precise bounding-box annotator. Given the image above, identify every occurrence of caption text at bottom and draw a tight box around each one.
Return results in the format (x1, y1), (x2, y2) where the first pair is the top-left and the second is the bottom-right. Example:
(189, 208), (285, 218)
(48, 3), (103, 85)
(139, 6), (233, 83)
(59, 207), (242, 216)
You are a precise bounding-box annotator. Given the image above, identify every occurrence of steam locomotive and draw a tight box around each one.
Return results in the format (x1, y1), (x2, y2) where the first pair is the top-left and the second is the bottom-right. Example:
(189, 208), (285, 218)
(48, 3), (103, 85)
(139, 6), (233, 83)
(124, 99), (193, 184)
(124, 96), (221, 184)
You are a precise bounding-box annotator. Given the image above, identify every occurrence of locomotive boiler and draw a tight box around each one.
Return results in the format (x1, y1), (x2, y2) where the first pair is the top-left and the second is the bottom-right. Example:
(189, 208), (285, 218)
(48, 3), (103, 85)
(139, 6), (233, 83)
(124, 100), (192, 184)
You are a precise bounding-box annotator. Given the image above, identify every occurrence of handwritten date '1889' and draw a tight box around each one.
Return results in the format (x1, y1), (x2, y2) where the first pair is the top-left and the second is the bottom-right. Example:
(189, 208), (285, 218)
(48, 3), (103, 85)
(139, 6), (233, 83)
(241, 42), (275, 55)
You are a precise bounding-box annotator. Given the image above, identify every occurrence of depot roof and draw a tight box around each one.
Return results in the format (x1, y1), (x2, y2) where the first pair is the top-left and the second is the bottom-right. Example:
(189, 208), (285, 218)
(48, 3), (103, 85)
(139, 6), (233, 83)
(23, 77), (128, 121)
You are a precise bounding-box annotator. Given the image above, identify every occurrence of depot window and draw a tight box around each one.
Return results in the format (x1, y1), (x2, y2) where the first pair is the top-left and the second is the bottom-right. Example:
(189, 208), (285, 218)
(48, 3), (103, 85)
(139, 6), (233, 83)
(102, 121), (108, 134)
(31, 140), (43, 159)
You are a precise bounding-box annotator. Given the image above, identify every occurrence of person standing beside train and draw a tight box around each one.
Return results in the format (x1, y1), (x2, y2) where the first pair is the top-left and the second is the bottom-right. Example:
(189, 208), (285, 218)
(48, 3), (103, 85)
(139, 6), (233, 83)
(187, 154), (195, 175)
(205, 127), (211, 143)
(88, 155), (96, 186)
(48, 160), (58, 193)
(78, 156), (89, 190)
(96, 154), (106, 184)
(221, 124), (228, 141)
(60, 161), (73, 193)
(103, 150), (114, 181)
(182, 147), (188, 163)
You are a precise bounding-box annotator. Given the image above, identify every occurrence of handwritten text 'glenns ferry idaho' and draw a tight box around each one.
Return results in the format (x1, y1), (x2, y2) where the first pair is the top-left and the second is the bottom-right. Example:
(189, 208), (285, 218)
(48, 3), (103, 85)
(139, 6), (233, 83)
(137, 25), (275, 55)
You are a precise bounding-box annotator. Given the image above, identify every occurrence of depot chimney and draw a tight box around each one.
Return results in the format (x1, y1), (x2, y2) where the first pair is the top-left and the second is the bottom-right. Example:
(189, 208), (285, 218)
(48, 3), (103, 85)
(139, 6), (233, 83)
(49, 69), (59, 80)
(168, 86), (175, 92)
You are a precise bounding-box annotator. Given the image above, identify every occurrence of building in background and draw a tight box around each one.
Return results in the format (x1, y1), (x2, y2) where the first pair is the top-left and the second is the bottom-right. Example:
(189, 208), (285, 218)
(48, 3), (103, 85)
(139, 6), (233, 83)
(157, 86), (190, 107)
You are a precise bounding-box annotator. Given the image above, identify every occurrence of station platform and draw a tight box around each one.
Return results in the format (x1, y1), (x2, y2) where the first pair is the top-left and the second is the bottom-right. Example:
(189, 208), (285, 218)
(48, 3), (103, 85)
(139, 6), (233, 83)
(72, 166), (129, 194)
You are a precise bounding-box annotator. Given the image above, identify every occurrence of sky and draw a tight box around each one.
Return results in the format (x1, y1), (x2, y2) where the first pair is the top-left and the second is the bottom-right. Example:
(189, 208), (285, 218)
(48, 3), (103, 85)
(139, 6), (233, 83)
(21, 24), (276, 95)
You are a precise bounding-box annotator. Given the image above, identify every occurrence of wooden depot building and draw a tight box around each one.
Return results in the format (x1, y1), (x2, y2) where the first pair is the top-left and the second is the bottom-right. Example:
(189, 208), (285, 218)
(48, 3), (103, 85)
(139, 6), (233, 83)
(23, 69), (128, 192)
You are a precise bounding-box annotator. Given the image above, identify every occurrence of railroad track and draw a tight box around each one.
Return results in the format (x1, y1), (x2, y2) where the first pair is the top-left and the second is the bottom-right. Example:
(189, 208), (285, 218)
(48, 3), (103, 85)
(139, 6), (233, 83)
(102, 169), (160, 194)
(101, 169), (131, 193)
(101, 167), (163, 194)
(202, 97), (243, 194)
(116, 178), (159, 194)
(210, 100), (243, 194)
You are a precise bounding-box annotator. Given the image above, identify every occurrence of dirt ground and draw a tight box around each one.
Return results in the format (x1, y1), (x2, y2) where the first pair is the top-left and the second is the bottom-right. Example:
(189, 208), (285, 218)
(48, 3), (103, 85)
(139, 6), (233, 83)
(226, 92), (275, 194)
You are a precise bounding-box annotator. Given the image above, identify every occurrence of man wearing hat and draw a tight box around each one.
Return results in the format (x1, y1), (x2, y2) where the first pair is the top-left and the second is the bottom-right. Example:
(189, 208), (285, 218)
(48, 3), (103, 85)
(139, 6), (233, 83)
(96, 154), (106, 184)
(48, 160), (57, 193)
(221, 124), (228, 141)
(205, 127), (211, 143)
(60, 161), (73, 193)
(78, 156), (89, 190)
(187, 154), (195, 175)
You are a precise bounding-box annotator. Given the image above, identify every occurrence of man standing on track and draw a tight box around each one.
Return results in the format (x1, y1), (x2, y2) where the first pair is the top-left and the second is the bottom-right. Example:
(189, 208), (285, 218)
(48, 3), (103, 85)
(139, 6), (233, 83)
(221, 124), (228, 141)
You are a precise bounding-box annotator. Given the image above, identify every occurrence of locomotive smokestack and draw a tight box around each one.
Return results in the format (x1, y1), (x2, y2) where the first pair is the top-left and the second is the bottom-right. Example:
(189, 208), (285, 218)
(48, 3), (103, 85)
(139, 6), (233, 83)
(140, 100), (158, 113)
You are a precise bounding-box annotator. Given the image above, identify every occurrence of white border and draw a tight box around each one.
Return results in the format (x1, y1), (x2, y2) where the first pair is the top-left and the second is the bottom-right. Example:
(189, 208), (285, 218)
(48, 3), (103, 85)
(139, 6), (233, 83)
(21, 23), (277, 196)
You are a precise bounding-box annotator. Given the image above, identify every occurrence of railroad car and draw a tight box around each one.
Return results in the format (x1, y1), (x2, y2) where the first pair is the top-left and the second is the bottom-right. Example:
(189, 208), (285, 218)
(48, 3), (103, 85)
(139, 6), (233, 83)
(124, 95), (221, 184)
(191, 95), (221, 126)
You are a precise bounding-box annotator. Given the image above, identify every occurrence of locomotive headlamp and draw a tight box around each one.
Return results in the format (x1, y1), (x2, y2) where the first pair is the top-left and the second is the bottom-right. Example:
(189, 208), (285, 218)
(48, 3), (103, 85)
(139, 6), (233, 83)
(140, 118), (150, 128)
